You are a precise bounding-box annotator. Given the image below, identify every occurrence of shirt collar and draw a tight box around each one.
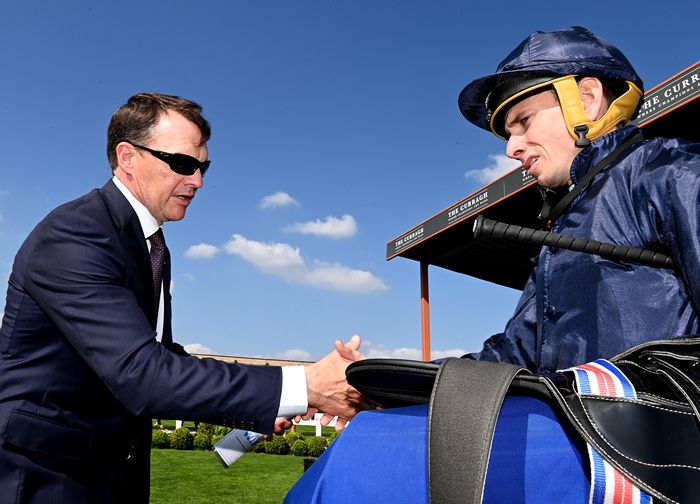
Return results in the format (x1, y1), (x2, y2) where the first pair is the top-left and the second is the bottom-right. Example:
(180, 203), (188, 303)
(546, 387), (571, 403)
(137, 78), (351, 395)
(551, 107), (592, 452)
(112, 175), (161, 239)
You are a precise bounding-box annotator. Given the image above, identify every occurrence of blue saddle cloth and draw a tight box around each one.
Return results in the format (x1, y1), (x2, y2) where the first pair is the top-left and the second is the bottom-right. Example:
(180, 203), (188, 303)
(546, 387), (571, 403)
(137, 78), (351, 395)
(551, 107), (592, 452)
(285, 396), (590, 503)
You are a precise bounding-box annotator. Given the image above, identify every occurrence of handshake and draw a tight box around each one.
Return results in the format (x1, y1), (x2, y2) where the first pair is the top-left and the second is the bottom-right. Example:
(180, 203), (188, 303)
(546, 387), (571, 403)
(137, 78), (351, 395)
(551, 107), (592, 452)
(273, 335), (371, 434)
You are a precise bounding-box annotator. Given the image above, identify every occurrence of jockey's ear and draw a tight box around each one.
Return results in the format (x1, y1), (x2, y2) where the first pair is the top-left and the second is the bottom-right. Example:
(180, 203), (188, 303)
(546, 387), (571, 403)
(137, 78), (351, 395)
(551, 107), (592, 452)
(578, 77), (607, 121)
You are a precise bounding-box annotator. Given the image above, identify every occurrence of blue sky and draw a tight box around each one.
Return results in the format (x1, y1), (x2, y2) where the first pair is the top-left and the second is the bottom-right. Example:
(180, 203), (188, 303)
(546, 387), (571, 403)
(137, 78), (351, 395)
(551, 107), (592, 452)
(1, 1), (698, 361)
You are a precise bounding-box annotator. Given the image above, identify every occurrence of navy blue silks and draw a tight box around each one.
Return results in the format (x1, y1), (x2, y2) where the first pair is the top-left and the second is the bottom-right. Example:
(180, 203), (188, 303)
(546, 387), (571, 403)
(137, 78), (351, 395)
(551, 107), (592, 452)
(473, 126), (700, 372)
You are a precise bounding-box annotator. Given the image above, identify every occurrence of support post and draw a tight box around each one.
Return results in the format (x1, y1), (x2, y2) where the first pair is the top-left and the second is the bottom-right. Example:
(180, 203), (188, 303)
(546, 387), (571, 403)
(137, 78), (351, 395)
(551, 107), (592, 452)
(420, 262), (431, 362)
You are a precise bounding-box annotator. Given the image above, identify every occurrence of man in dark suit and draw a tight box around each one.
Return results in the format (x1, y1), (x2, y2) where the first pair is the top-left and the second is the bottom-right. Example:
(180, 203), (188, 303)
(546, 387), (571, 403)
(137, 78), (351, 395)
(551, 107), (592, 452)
(0, 92), (366, 503)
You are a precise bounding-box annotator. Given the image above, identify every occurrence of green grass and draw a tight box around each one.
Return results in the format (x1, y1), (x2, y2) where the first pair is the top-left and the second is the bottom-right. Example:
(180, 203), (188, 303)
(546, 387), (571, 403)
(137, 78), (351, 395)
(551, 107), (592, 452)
(150, 450), (304, 503)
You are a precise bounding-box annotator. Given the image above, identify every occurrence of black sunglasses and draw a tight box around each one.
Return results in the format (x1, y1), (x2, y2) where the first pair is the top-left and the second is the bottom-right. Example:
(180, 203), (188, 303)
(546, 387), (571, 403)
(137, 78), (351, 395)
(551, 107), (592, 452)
(131, 143), (210, 176)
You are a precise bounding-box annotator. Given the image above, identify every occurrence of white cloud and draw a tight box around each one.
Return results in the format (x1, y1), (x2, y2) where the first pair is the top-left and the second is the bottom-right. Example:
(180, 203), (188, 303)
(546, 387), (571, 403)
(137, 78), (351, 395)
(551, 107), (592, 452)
(430, 348), (470, 360)
(185, 243), (221, 259)
(254, 349), (314, 361)
(224, 234), (306, 280)
(251, 339), (466, 363)
(259, 191), (300, 209)
(285, 214), (357, 239)
(0, 212), (4, 224)
(304, 262), (385, 292)
(182, 272), (195, 281)
(361, 340), (466, 360)
(184, 342), (217, 355)
(0, 189), (8, 196)
(465, 154), (522, 184)
(224, 234), (387, 294)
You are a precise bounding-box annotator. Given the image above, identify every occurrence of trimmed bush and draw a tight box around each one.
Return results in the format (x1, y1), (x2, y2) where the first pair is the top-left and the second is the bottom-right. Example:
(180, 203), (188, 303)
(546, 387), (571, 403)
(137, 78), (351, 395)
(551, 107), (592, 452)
(193, 431), (212, 450)
(151, 429), (170, 449)
(253, 440), (268, 453)
(290, 439), (308, 457)
(284, 432), (303, 448)
(211, 434), (225, 446)
(265, 435), (290, 455)
(170, 427), (194, 450)
(212, 425), (232, 437)
(328, 431), (341, 445)
(196, 423), (216, 438)
(306, 436), (328, 457)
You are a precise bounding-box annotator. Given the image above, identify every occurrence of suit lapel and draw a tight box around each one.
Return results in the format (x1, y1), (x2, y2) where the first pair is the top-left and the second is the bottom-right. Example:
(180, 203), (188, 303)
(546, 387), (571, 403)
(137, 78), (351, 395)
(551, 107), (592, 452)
(99, 180), (158, 328)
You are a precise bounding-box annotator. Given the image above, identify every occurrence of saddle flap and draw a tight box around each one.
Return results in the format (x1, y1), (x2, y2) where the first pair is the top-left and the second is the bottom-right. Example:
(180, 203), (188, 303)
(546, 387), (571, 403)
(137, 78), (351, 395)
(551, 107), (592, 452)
(561, 393), (700, 503)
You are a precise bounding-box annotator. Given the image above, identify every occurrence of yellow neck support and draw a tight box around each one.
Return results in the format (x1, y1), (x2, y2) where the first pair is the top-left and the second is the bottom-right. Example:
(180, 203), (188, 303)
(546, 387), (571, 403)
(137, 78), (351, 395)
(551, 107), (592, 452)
(551, 75), (642, 146)
(489, 75), (642, 146)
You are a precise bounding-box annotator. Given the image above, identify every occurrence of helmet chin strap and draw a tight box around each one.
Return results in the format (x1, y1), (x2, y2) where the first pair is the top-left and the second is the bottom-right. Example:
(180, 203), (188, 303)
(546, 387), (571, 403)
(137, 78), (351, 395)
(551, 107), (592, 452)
(551, 76), (643, 147)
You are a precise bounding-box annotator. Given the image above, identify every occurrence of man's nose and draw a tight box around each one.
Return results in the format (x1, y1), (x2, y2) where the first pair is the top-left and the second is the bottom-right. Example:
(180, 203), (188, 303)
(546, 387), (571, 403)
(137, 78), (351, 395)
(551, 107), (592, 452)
(185, 169), (204, 188)
(505, 134), (525, 160)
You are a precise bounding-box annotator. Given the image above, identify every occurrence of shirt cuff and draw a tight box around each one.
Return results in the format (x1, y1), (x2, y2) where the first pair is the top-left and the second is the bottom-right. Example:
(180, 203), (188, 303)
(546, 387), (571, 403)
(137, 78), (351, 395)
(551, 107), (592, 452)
(277, 365), (308, 418)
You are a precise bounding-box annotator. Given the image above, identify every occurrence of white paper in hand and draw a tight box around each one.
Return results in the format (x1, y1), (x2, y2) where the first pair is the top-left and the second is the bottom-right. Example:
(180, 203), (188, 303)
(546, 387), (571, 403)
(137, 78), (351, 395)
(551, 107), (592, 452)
(213, 429), (264, 467)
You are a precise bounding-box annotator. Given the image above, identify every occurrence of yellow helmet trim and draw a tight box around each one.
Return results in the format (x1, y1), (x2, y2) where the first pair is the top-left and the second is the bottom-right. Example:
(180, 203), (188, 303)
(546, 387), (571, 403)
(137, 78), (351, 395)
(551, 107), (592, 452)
(489, 75), (642, 144)
(552, 76), (642, 145)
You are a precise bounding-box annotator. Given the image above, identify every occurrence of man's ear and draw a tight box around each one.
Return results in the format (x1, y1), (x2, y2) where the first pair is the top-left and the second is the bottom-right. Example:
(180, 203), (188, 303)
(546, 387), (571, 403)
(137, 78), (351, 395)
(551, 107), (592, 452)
(578, 77), (607, 121)
(115, 142), (136, 175)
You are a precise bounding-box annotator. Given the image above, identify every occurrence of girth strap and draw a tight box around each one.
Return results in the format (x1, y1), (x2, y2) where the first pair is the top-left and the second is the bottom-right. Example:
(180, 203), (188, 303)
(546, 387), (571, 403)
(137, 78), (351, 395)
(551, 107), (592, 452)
(428, 358), (527, 503)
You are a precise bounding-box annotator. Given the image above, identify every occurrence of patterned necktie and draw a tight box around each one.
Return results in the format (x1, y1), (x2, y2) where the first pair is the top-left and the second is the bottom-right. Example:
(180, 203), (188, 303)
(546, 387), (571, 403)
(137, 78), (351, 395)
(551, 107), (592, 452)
(149, 228), (165, 311)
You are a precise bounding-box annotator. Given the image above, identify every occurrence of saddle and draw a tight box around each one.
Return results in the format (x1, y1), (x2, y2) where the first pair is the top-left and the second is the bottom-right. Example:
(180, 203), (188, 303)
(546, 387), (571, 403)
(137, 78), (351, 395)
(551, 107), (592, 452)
(346, 337), (700, 503)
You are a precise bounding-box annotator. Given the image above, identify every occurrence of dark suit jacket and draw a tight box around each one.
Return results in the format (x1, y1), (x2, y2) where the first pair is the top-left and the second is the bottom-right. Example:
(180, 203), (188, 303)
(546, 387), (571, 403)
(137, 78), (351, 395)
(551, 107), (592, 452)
(0, 180), (282, 503)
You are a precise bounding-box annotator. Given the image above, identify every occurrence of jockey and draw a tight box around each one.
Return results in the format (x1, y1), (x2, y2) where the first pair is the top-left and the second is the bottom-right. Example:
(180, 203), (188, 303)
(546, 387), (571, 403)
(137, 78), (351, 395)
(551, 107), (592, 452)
(286, 26), (700, 503)
(458, 26), (700, 372)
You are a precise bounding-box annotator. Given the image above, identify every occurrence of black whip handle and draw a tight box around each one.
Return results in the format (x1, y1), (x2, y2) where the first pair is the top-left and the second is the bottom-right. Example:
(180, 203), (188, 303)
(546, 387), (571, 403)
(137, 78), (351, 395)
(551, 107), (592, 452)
(473, 215), (675, 270)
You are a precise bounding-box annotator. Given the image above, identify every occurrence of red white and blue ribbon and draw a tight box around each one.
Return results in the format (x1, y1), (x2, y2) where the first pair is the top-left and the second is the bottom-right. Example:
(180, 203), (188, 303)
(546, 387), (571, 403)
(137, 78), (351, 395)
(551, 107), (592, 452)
(570, 359), (653, 504)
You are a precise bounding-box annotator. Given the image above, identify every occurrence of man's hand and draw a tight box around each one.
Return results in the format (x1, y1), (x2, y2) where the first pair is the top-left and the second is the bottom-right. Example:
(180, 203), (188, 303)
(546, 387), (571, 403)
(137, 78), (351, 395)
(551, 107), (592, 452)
(273, 417), (294, 435)
(302, 335), (368, 430)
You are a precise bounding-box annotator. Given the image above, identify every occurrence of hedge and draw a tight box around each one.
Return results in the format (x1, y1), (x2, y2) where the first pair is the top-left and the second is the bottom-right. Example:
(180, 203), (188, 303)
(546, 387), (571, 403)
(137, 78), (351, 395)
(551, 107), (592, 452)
(170, 427), (194, 450)
(151, 427), (330, 458)
(152, 429), (170, 449)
